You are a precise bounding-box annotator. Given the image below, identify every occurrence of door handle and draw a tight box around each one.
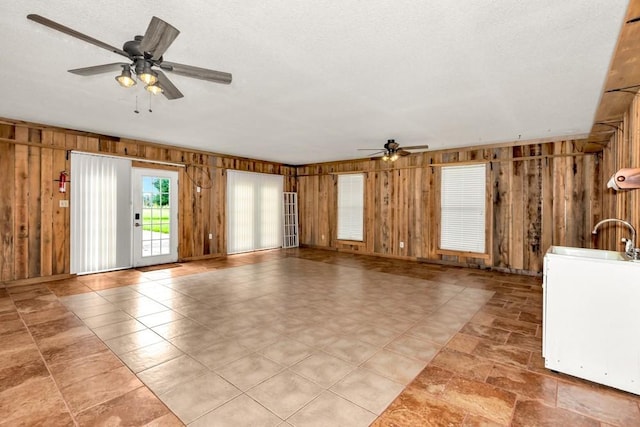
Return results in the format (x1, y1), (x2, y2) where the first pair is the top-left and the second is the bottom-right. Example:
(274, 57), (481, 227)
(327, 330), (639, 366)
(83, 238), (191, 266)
(135, 222), (141, 227)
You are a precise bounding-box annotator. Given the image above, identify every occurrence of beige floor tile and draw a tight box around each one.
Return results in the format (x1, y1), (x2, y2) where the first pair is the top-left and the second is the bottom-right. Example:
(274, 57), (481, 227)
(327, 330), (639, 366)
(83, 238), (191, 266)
(105, 329), (165, 355)
(362, 349), (426, 384)
(321, 337), (378, 365)
(159, 372), (241, 424)
(384, 334), (441, 362)
(288, 391), (377, 427)
(98, 288), (142, 303)
(191, 338), (252, 370)
(152, 318), (204, 340)
(118, 340), (183, 373)
(289, 351), (355, 388)
(91, 318), (147, 341)
(136, 310), (184, 328)
(260, 338), (313, 367)
(346, 325), (399, 347)
(59, 292), (107, 308)
(81, 310), (133, 329)
(235, 328), (282, 351)
(113, 297), (169, 318)
(247, 370), (323, 419)
(168, 329), (224, 354)
(137, 354), (208, 395)
(330, 367), (405, 415)
(189, 394), (282, 427)
(133, 285), (185, 302)
(216, 353), (284, 391)
(72, 302), (120, 319)
(405, 321), (459, 345)
(285, 326), (339, 348)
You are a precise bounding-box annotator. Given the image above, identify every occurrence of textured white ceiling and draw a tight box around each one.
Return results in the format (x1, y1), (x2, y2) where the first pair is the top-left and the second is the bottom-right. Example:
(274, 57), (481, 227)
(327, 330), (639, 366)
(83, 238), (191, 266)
(0, 1), (629, 164)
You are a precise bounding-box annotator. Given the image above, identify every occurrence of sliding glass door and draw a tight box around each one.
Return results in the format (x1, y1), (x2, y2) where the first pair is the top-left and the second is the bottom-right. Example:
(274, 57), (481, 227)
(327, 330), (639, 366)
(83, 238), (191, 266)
(227, 170), (283, 254)
(70, 152), (132, 274)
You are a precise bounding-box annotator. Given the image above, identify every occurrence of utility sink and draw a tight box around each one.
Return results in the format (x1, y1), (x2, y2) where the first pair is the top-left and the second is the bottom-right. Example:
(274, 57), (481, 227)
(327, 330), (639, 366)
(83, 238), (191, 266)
(543, 245), (640, 395)
(547, 245), (628, 261)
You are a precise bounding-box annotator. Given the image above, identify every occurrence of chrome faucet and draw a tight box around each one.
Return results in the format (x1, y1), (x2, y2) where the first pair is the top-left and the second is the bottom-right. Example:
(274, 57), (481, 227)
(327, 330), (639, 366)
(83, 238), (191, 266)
(592, 218), (638, 259)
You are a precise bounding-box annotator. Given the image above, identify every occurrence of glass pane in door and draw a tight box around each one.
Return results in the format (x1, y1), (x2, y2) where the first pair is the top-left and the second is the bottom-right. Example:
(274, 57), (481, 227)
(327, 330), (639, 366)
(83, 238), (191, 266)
(142, 176), (172, 257)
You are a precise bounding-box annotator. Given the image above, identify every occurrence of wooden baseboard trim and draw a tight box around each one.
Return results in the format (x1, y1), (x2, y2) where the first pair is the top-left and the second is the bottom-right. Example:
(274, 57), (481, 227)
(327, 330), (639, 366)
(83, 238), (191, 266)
(179, 253), (226, 262)
(4, 273), (75, 288)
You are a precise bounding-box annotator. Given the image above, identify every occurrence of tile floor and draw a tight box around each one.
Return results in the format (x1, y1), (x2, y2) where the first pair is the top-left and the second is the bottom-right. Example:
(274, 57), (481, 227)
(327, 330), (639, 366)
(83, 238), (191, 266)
(1, 248), (640, 426)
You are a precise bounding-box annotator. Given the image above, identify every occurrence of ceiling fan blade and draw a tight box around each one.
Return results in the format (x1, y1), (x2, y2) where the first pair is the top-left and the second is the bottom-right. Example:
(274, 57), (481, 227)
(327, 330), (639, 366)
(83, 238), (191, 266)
(160, 61), (232, 84)
(140, 16), (180, 60)
(398, 149), (411, 156)
(155, 70), (183, 100)
(27, 14), (129, 58)
(366, 151), (385, 157)
(400, 144), (430, 150)
(357, 148), (385, 151)
(69, 62), (129, 76)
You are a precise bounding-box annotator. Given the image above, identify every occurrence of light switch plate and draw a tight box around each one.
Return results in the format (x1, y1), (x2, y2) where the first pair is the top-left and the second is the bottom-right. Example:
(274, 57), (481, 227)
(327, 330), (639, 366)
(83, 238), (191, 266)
(59, 200), (69, 208)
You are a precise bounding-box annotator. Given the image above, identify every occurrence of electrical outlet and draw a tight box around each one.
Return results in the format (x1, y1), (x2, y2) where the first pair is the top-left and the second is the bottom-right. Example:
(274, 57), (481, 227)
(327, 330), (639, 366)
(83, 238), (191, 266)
(197, 186), (201, 193)
(59, 200), (69, 208)
(400, 241), (404, 249)
(321, 234), (325, 240)
(209, 233), (213, 239)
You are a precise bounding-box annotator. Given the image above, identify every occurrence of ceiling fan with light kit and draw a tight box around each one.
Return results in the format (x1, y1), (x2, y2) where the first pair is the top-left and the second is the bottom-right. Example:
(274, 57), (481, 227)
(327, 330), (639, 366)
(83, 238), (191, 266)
(359, 139), (429, 161)
(26, 14), (232, 100)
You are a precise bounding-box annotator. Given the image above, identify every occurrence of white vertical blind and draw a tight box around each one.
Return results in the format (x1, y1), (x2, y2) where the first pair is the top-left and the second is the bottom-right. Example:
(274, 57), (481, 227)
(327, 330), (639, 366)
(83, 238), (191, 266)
(337, 173), (364, 241)
(227, 170), (283, 254)
(71, 153), (132, 274)
(440, 164), (486, 253)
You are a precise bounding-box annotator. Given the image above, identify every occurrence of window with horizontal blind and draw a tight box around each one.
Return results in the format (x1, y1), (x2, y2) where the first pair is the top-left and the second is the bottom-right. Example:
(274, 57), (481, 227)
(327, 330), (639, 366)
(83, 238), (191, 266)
(440, 164), (486, 253)
(337, 173), (364, 241)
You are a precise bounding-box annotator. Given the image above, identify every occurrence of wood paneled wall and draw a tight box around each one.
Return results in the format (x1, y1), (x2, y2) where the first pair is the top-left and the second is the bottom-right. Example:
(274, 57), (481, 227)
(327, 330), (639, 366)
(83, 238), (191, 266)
(297, 140), (603, 275)
(598, 94), (640, 250)
(3, 102), (639, 282)
(0, 119), (295, 282)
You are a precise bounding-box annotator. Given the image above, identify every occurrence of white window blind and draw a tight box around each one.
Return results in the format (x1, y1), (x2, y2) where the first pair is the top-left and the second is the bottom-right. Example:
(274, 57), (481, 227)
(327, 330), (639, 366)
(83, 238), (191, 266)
(337, 173), (364, 241)
(71, 152), (132, 274)
(227, 170), (283, 254)
(440, 164), (486, 253)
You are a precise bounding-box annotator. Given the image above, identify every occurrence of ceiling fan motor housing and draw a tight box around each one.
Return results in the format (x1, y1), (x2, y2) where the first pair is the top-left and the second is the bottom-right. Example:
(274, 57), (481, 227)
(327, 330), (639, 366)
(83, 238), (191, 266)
(123, 36), (144, 58)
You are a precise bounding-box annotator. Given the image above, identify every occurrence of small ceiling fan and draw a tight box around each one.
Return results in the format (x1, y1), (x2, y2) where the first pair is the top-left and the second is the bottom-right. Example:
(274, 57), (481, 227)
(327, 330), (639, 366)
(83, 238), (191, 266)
(359, 139), (429, 161)
(26, 14), (232, 100)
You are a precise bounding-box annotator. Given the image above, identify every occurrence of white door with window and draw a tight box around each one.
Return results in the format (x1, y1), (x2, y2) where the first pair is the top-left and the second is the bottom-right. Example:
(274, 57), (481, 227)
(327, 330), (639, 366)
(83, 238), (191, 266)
(132, 168), (179, 266)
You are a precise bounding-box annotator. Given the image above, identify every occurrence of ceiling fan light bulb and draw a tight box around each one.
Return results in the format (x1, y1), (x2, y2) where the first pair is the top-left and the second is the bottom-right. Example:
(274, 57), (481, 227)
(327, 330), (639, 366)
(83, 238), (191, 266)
(115, 66), (136, 88)
(139, 71), (158, 85)
(146, 83), (163, 95)
(391, 153), (399, 161)
(382, 154), (389, 161)
(139, 63), (158, 85)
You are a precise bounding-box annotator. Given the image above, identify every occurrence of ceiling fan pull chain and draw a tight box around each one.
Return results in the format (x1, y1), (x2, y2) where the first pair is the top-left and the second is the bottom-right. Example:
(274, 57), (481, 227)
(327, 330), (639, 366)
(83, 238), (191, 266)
(149, 92), (153, 113)
(134, 95), (139, 114)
